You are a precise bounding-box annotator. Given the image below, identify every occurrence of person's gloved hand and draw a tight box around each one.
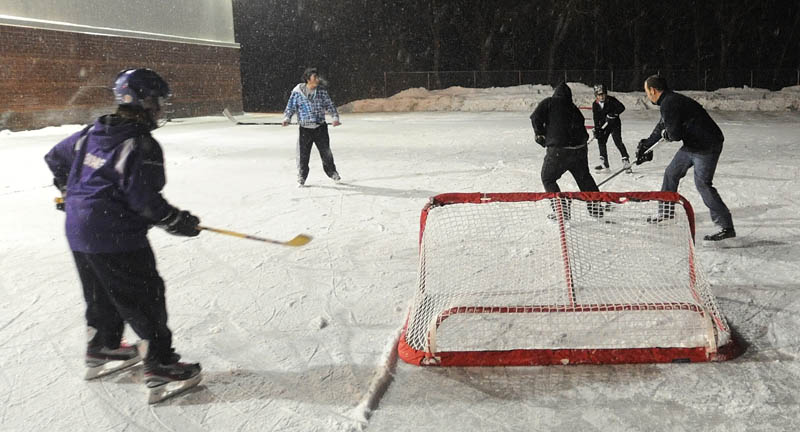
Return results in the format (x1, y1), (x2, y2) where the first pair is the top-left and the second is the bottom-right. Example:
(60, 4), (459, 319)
(635, 139), (654, 164)
(158, 209), (201, 237)
(53, 178), (67, 211)
(535, 135), (546, 146)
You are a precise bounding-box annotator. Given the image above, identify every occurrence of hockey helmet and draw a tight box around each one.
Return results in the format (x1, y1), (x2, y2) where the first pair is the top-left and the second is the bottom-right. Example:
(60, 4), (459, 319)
(593, 84), (607, 95)
(113, 68), (171, 107)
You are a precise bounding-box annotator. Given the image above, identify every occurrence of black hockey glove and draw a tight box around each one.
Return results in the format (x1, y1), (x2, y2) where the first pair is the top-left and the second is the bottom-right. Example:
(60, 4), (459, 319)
(635, 139), (654, 164)
(158, 209), (201, 237)
(535, 135), (546, 147)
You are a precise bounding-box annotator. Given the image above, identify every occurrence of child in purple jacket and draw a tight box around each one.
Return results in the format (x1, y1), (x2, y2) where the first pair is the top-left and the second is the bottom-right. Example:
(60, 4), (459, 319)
(45, 68), (202, 402)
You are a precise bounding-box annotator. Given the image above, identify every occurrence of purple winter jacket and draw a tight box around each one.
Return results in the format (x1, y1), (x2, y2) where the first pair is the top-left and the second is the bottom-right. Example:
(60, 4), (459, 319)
(44, 115), (177, 253)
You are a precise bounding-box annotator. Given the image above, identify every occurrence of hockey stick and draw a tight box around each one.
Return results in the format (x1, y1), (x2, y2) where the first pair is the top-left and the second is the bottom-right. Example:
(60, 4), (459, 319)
(586, 121), (610, 146)
(222, 108), (286, 125)
(54, 197), (311, 246)
(198, 225), (312, 247)
(597, 138), (664, 188)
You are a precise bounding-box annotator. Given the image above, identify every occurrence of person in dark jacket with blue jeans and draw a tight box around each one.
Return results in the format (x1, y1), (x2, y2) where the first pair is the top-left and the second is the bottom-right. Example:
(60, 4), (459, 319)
(45, 69), (202, 393)
(637, 75), (735, 241)
(531, 82), (601, 218)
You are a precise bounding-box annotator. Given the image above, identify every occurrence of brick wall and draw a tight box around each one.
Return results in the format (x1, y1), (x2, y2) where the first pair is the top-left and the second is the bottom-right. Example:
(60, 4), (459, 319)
(1, 24), (243, 131)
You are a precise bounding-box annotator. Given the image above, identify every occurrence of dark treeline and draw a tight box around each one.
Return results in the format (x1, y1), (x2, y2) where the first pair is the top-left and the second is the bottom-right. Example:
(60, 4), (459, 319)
(232, 0), (800, 111)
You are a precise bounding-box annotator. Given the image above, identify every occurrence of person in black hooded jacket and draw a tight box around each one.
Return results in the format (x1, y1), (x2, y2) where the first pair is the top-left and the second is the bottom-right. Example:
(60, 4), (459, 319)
(530, 82), (601, 219)
(531, 82), (599, 194)
(637, 75), (735, 241)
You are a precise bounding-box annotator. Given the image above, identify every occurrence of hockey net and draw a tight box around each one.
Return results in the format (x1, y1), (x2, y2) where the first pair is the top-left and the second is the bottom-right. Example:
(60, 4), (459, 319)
(398, 192), (739, 366)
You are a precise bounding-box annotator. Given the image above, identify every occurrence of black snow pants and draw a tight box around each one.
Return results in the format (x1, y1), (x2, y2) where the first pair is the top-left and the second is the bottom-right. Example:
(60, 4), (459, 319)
(296, 123), (338, 183)
(597, 122), (629, 163)
(541, 146), (599, 193)
(540, 146), (603, 218)
(72, 247), (174, 363)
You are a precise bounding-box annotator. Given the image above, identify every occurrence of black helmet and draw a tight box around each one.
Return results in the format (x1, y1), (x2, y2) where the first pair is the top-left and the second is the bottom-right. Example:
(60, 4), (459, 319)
(593, 84), (607, 95)
(113, 68), (171, 107)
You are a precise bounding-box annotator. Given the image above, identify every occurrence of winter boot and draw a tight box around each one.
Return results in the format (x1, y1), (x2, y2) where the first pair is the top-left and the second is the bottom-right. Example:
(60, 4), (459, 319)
(622, 157), (632, 173)
(85, 342), (142, 380)
(703, 228), (736, 241)
(594, 157), (609, 171)
(331, 172), (341, 183)
(144, 354), (202, 404)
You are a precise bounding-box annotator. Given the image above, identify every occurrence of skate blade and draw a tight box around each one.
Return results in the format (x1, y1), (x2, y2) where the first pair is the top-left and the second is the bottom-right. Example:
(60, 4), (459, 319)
(84, 356), (142, 380)
(147, 373), (203, 404)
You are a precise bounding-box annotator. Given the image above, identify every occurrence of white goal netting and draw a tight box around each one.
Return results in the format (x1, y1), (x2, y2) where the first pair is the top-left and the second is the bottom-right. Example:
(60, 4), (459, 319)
(399, 192), (735, 366)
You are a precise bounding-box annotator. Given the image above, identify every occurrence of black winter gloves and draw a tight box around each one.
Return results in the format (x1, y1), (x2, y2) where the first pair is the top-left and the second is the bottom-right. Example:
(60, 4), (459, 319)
(158, 209), (201, 237)
(635, 139), (654, 165)
(535, 135), (546, 146)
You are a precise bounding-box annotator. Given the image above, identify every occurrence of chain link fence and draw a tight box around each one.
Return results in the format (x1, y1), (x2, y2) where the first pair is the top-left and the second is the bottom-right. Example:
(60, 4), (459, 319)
(382, 69), (800, 98)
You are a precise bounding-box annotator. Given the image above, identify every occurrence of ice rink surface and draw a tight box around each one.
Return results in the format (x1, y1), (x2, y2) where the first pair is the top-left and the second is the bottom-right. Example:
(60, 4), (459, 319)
(2, 101), (799, 430)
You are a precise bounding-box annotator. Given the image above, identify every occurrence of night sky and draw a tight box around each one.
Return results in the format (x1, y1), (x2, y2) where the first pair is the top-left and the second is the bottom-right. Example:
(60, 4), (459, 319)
(232, 0), (800, 111)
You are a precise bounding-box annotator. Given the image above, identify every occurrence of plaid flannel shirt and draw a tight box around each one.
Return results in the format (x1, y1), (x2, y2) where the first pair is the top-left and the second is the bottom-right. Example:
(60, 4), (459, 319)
(283, 84), (339, 128)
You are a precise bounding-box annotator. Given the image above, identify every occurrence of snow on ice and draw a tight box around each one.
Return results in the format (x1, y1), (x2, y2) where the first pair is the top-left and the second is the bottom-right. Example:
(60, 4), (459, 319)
(1, 85), (799, 431)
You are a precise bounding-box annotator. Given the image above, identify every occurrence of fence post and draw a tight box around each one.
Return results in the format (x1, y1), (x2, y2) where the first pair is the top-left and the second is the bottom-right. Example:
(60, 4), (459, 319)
(564, 70), (568, 83)
(704, 69), (708, 91)
(427, 72), (430, 90)
(473, 71), (477, 87)
(384, 72), (387, 98)
(750, 70), (754, 88)
(518, 70), (522, 86)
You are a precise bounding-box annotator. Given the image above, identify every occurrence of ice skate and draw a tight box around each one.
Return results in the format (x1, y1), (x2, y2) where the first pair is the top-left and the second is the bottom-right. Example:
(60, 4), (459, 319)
(547, 210), (571, 223)
(84, 342), (143, 380)
(594, 157), (609, 172)
(622, 157), (632, 174)
(331, 172), (341, 183)
(145, 357), (203, 404)
(646, 214), (675, 224)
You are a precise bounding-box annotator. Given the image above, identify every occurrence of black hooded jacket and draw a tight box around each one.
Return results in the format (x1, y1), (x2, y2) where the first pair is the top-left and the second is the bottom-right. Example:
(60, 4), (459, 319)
(530, 83), (589, 148)
(643, 90), (724, 153)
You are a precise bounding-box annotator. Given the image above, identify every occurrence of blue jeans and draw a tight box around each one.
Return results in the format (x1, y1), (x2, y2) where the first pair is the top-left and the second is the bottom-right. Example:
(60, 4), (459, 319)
(661, 146), (733, 229)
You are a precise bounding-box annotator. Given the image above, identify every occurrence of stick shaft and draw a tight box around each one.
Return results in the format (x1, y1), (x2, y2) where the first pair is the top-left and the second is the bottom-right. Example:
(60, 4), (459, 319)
(197, 225), (311, 246)
(596, 139), (664, 188)
(198, 225), (281, 244)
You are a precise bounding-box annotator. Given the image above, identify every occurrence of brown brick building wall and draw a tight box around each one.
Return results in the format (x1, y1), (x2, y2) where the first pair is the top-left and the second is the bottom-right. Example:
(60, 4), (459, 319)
(1, 24), (243, 131)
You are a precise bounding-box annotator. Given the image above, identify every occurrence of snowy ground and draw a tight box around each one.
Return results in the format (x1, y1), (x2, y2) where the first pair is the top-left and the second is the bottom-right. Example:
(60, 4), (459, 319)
(2, 91), (800, 431)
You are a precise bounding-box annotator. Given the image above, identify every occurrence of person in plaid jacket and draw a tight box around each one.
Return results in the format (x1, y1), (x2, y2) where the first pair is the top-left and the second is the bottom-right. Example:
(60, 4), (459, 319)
(282, 67), (342, 187)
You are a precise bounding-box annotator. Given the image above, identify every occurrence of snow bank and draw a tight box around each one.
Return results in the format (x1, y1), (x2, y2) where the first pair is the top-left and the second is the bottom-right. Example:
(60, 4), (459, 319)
(340, 83), (800, 113)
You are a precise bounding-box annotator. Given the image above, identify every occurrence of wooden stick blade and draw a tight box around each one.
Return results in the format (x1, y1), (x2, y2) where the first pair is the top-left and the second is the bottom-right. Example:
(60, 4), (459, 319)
(284, 234), (312, 247)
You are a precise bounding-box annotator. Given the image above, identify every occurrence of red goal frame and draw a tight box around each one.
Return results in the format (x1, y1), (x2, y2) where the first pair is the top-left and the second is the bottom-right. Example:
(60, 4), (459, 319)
(398, 192), (741, 366)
